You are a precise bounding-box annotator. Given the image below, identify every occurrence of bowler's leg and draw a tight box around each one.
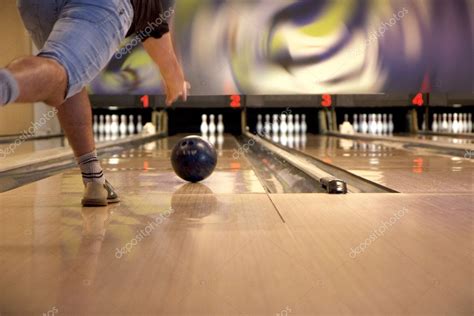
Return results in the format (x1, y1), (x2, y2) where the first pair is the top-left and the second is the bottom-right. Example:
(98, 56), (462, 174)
(57, 88), (94, 157)
(0, 56), (67, 107)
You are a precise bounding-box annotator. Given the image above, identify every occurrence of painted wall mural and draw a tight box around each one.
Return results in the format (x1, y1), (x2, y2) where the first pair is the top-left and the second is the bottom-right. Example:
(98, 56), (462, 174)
(89, 0), (474, 95)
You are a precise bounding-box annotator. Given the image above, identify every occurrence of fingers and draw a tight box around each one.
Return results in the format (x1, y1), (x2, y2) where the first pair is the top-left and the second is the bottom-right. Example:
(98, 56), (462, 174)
(166, 81), (191, 106)
(182, 81), (191, 102)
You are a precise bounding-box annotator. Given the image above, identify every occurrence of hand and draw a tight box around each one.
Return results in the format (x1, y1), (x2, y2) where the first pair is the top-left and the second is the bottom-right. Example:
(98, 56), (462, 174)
(164, 74), (191, 106)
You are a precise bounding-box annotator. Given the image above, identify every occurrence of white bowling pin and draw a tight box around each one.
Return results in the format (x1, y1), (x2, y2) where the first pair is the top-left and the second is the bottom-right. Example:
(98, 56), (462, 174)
(353, 114), (359, 133)
(137, 115), (143, 133)
(361, 114), (368, 134)
(119, 114), (127, 137)
(376, 114), (383, 135)
(382, 114), (388, 135)
(209, 114), (216, 134)
(217, 114), (224, 134)
(99, 115), (105, 135)
(287, 114), (294, 134)
(452, 113), (460, 134)
(111, 115), (119, 139)
(200, 114), (208, 135)
(468, 113), (473, 133)
(447, 113), (453, 133)
(294, 114), (301, 133)
(280, 114), (288, 135)
(301, 114), (307, 134)
(462, 113), (468, 133)
(431, 114), (438, 132)
(264, 114), (271, 136)
(104, 115), (111, 136)
(388, 114), (394, 135)
(256, 114), (263, 135)
(272, 114), (279, 135)
(369, 114), (377, 135)
(128, 115), (135, 135)
(441, 113), (448, 132)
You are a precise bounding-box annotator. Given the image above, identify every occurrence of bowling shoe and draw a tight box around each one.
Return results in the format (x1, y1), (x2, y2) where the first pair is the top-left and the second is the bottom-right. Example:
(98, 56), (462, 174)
(81, 180), (120, 207)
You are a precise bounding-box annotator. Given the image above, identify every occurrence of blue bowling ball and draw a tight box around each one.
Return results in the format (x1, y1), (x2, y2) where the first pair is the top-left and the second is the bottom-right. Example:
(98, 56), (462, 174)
(171, 136), (217, 182)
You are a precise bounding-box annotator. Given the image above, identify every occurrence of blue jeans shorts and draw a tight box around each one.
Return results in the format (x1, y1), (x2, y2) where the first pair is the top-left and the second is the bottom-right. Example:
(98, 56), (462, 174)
(17, 0), (133, 99)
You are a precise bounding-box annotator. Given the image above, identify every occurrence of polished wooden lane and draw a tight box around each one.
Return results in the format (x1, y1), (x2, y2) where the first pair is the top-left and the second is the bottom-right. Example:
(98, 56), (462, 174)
(299, 135), (474, 193)
(0, 134), (472, 315)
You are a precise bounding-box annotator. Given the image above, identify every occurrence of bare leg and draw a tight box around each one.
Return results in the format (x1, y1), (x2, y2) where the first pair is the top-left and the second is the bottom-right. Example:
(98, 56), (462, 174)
(56, 88), (94, 157)
(5, 56), (67, 107)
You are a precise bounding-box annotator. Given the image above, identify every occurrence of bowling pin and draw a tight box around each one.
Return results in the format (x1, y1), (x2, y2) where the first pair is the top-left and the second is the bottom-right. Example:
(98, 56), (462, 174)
(452, 113), (460, 134)
(200, 114), (208, 136)
(217, 114), (224, 134)
(369, 114), (377, 135)
(99, 115), (105, 135)
(287, 114), (294, 134)
(353, 114), (359, 133)
(301, 114), (307, 134)
(104, 115), (111, 136)
(111, 115), (119, 139)
(382, 114), (388, 135)
(462, 113), (471, 133)
(361, 114), (368, 134)
(280, 114), (288, 135)
(432, 113), (438, 132)
(388, 114), (394, 135)
(264, 114), (271, 136)
(462, 113), (468, 133)
(128, 115), (135, 135)
(447, 113), (453, 133)
(256, 114), (263, 135)
(209, 114), (216, 134)
(468, 113), (473, 133)
(376, 114), (383, 135)
(93, 115), (98, 135)
(119, 114), (127, 137)
(272, 114), (279, 135)
(294, 114), (301, 133)
(441, 113), (448, 132)
(137, 115), (143, 133)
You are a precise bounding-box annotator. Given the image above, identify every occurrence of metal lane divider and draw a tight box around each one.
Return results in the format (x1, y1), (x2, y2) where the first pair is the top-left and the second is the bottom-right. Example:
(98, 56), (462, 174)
(244, 132), (398, 194)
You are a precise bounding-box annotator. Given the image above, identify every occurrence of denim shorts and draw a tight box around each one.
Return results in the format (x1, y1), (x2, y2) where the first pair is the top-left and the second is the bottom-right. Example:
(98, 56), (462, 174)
(17, 0), (133, 99)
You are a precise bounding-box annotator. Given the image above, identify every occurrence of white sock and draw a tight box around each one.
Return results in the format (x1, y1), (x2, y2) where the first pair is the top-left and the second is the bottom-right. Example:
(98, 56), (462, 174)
(77, 150), (105, 185)
(0, 69), (20, 106)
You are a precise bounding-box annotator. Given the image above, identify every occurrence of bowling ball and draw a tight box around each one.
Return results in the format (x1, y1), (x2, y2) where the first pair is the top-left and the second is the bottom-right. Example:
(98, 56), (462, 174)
(171, 136), (217, 182)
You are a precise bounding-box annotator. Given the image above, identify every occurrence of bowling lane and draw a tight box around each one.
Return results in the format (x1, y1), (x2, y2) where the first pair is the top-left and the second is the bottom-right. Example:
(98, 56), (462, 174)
(0, 134), (472, 315)
(0, 134), (287, 315)
(295, 135), (473, 193)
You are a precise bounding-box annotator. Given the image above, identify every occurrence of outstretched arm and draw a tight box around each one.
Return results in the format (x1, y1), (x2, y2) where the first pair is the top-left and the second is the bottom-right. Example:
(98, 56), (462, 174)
(143, 34), (189, 106)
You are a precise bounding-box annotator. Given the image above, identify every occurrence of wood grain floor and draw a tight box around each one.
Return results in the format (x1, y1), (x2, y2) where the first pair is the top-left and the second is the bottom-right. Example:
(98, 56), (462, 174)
(0, 135), (472, 315)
